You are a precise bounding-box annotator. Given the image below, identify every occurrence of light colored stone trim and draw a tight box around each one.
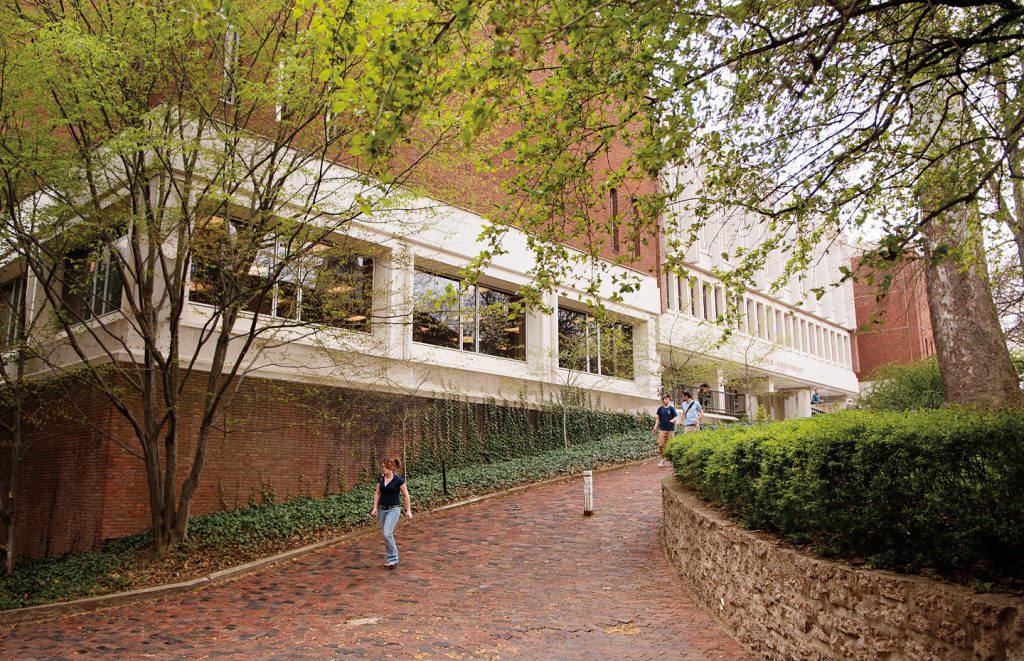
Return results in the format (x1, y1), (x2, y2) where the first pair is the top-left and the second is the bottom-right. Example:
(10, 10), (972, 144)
(661, 475), (1024, 660)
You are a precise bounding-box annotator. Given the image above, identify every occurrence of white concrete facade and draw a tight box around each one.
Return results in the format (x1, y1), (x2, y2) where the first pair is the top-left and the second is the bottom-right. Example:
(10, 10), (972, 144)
(5, 154), (858, 420)
(658, 166), (859, 419)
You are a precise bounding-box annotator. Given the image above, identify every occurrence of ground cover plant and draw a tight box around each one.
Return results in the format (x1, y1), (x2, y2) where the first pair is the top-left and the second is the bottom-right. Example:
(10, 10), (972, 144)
(666, 409), (1024, 589)
(0, 428), (654, 610)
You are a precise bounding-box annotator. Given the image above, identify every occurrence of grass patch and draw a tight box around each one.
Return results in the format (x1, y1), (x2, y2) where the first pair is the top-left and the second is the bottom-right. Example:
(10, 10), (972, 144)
(1, 430), (655, 611)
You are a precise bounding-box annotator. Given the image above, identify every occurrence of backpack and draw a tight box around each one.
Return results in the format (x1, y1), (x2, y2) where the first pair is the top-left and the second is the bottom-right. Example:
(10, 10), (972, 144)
(685, 401), (700, 429)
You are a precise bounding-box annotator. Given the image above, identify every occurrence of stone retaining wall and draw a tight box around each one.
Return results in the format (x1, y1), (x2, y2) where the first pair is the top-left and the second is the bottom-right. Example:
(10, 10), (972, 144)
(661, 475), (1024, 660)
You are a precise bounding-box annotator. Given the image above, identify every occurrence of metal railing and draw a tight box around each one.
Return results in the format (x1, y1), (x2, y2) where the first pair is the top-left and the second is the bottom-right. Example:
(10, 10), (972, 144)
(666, 386), (747, 418)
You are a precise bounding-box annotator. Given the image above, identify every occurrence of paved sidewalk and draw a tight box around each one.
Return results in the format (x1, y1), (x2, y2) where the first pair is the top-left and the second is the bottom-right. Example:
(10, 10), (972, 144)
(2, 461), (751, 660)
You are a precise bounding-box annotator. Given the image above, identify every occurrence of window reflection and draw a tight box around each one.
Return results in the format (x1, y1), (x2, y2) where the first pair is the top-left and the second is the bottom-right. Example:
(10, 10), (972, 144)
(557, 306), (634, 380)
(0, 276), (25, 348)
(62, 235), (125, 321)
(189, 219), (373, 332)
(413, 269), (525, 360)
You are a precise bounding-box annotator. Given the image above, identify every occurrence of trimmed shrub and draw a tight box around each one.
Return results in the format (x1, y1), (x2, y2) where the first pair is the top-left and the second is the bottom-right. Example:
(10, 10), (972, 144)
(860, 358), (944, 411)
(666, 409), (1024, 580)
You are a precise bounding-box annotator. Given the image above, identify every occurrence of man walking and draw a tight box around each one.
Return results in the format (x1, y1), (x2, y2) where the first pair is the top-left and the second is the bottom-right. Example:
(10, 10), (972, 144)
(679, 390), (704, 433)
(653, 395), (678, 467)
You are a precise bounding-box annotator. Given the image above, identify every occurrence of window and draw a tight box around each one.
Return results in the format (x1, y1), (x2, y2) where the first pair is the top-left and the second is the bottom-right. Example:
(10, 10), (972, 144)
(0, 276), (25, 348)
(222, 26), (240, 105)
(630, 198), (641, 259)
(690, 279), (699, 317)
(62, 239), (125, 321)
(702, 283), (713, 320)
(557, 307), (633, 379)
(300, 251), (374, 331)
(413, 269), (524, 360)
(189, 217), (277, 315)
(610, 188), (620, 252)
(599, 321), (633, 379)
(189, 219), (373, 331)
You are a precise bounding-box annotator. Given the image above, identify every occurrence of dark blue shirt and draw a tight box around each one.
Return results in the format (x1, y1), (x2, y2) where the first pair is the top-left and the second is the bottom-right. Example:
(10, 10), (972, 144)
(378, 474), (405, 508)
(656, 406), (677, 431)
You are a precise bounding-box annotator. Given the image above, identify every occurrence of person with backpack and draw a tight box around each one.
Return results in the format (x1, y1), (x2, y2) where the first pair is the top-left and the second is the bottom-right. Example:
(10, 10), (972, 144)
(679, 390), (704, 433)
(652, 394), (678, 467)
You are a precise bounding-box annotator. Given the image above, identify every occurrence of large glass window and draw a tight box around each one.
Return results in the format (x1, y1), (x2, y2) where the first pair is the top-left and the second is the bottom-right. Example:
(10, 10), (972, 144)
(0, 276), (25, 349)
(413, 269), (525, 360)
(557, 308), (592, 372)
(62, 242), (125, 321)
(557, 307), (634, 379)
(189, 219), (373, 331)
(300, 251), (374, 332)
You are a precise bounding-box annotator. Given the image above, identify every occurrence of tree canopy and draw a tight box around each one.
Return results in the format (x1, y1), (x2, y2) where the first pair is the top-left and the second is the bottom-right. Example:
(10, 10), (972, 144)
(409, 0), (1024, 294)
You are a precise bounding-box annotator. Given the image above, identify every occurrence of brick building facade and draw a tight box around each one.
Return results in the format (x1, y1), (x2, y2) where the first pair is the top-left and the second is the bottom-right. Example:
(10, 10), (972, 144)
(0, 17), (859, 563)
(852, 258), (936, 382)
(9, 374), (451, 559)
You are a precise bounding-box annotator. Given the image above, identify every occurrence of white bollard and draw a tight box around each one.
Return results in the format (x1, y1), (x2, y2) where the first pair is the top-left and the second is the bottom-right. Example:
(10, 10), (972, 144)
(583, 470), (593, 516)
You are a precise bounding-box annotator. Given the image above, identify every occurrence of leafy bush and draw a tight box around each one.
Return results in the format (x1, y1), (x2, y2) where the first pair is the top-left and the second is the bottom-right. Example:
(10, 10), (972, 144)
(860, 358), (944, 411)
(666, 409), (1024, 581)
(0, 430), (655, 610)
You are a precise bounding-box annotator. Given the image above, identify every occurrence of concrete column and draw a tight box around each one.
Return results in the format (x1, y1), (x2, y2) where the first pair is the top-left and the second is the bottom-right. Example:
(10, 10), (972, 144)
(529, 289), (558, 377)
(715, 368), (726, 413)
(746, 394), (759, 420)
(784, 389), (813, 419)
(379, 245), (413, 361)
(634, 316), (662, 399)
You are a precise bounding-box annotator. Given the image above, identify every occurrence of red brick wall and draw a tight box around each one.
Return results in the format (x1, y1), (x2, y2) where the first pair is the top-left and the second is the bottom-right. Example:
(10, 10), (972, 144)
(2, 374), (425, 559)
(0, 383), (112, 559)
(853, 258), (936, 381)
(384, 124), (662, 279)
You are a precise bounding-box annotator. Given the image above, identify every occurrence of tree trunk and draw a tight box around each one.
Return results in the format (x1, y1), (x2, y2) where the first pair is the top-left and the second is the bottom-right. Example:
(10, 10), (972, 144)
(562, 403), (569, 451)
(921, 205), (1024, 408)
(4, 412), (19, 576)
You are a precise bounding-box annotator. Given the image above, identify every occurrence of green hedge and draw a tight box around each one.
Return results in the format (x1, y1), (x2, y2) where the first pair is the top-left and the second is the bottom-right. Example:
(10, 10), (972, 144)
(665, 409), (1024, 580)
(860, 358), (944, 411)
(0, 429), (655, 610)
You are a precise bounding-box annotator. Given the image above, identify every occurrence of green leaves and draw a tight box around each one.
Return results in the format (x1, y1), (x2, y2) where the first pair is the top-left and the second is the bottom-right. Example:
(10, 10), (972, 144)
(667, 408), (1024, 585)
(860, 358), (944, 411)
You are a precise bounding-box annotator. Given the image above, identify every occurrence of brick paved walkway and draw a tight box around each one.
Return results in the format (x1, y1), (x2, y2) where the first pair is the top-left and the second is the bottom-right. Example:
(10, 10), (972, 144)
(2, 461), (751, 660)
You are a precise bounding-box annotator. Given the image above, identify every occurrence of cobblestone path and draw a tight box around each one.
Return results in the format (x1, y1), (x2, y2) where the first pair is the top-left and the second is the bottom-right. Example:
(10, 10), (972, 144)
(3, 461), (751, 660)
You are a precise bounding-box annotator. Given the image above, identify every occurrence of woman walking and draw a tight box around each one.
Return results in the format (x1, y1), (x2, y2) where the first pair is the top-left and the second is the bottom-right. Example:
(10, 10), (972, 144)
(370, 458), (412, 568)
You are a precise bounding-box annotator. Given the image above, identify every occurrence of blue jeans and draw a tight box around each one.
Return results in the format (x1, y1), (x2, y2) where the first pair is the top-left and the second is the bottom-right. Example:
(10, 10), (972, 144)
(378, 506), (400, 564)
